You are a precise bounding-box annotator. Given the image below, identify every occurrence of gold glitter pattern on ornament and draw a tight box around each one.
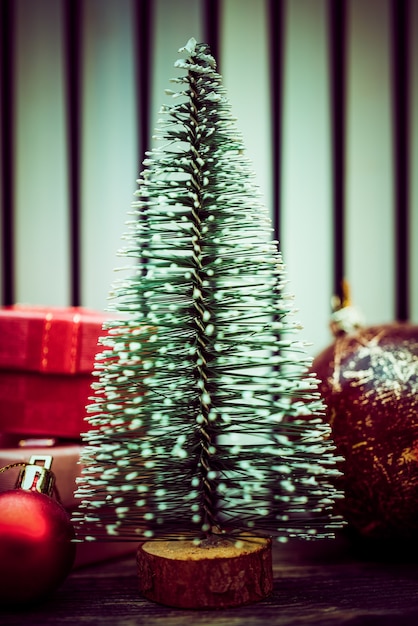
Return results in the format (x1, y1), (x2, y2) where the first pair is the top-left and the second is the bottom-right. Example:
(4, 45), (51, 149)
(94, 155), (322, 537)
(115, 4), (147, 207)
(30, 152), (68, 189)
(342, 335), (418, 402)
(313, 324), (418, 540)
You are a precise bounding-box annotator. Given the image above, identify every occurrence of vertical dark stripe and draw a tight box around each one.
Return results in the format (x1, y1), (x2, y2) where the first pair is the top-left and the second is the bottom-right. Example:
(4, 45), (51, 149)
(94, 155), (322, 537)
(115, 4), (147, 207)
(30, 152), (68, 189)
(1, 0), (15, 305)
(203, 0), (220, 68)
(268, 0), (284, 244)
(328, 0), (347, 305)
(64, 0), (82, 306)
(391, 0), (410, 321)
(134, 0), (153, 168)
(133, 0), (153, 288)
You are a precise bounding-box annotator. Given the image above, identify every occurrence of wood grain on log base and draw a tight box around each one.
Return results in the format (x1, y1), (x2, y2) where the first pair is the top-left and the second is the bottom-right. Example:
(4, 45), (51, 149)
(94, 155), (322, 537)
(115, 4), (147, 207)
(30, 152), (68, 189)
(136, 535), (273, 608)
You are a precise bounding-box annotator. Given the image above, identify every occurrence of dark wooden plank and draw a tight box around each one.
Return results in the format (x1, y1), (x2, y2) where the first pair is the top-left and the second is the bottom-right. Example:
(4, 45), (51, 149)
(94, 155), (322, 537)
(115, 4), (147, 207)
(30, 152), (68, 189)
(391, 0), (411, 322)
(328, 0), (347, 304)
(0, 0), (16, 305)
(133, 0), (153, 168)
(203, 0), (220, 70)
(3, 537), (418, 625)
(63, 0), (82, 307)
(267, 0), (284, 245)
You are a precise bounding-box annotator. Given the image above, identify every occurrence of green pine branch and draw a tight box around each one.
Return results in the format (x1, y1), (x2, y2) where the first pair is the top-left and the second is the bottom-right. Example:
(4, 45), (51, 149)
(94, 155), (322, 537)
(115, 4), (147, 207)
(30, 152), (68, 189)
(73, 38), (343, 543)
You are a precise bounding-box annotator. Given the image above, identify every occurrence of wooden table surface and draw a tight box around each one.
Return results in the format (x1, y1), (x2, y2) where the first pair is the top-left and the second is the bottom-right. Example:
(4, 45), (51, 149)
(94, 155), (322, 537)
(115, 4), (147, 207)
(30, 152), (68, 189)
(3, 533), (418, 625)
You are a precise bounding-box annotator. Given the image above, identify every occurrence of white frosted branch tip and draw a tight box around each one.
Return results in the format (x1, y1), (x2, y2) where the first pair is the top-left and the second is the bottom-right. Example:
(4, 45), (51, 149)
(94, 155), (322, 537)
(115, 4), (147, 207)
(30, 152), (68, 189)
(178, 37), (197, 55)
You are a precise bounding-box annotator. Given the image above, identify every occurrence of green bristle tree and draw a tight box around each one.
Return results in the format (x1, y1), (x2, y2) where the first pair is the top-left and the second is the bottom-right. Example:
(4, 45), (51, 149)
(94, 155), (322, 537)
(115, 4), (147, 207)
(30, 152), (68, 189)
(73, 38), (342, 547)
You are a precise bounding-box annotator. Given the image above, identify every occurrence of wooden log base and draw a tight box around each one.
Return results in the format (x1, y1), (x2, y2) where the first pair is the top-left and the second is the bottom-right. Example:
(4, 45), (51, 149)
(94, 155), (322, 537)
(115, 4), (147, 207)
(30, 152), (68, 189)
(136, 534), (273, 609)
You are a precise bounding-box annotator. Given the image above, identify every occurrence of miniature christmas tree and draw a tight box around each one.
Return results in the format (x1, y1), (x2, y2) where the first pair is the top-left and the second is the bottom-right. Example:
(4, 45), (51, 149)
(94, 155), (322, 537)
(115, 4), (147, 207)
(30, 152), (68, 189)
(73, 38), (342, 608)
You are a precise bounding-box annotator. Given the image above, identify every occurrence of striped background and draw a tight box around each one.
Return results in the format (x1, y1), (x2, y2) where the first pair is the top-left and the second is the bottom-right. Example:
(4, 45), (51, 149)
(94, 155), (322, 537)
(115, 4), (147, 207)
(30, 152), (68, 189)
(1, 0), (417, 356)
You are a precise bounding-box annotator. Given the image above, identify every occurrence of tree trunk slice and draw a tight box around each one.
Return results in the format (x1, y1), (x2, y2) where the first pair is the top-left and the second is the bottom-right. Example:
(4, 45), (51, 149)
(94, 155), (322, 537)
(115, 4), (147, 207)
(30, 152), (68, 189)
(136, 534), (273, 609)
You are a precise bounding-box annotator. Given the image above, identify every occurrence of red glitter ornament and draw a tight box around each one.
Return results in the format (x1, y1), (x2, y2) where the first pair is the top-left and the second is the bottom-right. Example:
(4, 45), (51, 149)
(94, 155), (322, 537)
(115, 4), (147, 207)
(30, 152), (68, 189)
(0, 456), (76, 606)
(313, 305), (418, 542)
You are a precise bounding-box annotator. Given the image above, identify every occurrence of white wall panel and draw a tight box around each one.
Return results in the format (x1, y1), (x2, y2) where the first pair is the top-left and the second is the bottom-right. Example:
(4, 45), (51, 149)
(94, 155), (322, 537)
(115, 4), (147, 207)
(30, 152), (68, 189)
(80, 0), (138, 311)
(2, 0), (417, 340)
(151, 0), (203, 136)
(220, 0), (272, 217)
(281, 0), (333, 356)
(14, 0), (69, 306)
(411, 0), (418, 322)
(345, 0), (394, 325)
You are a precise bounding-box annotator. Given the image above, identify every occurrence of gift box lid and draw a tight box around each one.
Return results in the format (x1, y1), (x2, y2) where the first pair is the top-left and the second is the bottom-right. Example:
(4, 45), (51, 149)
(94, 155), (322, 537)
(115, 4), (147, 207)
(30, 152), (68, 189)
(0, 305), (112, 375)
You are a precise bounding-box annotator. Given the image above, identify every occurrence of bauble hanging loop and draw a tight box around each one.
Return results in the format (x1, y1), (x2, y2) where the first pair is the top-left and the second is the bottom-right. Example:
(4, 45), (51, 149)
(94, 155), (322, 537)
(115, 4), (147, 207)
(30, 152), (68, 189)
(15, 454), (56, 495)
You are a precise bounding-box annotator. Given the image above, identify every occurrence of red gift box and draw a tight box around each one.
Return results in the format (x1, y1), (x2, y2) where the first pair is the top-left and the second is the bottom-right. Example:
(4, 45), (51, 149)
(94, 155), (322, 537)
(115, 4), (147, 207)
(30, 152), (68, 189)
(0, 305), (112, 439)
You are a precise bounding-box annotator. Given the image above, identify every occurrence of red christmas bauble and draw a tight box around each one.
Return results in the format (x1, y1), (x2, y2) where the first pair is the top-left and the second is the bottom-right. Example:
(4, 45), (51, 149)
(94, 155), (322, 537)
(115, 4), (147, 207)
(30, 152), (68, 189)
(0, 488), (76, 606)
(313, 323), (418, 541)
